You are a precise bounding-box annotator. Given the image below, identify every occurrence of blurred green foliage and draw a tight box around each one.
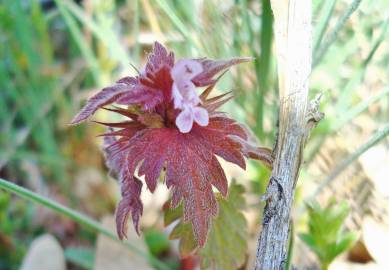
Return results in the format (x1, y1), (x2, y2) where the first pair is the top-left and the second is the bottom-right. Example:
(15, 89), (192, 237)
(300, 200), (358, 270)
(0, 191), (31, 270)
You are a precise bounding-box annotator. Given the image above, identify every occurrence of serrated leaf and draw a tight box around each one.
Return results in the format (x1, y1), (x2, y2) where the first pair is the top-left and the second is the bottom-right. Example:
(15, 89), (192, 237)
(164, 182), (248, 270)
(300, 199), (356, 269)
(106, 117), (248, 245)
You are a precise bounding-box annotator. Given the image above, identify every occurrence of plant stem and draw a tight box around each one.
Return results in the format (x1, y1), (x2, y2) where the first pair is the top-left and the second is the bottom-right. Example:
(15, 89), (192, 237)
(254, 0), (312, 269)
(0, 178), (170, 270)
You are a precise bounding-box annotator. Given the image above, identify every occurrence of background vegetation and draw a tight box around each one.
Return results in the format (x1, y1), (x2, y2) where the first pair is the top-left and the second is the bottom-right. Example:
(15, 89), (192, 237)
(0, 0), (388, 269)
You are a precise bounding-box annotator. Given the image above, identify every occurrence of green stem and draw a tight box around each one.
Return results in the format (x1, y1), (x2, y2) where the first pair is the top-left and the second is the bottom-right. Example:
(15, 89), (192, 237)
(0, 178), (169, 270)
(257, 0), (273, 141)
(241, 0), (264, 139)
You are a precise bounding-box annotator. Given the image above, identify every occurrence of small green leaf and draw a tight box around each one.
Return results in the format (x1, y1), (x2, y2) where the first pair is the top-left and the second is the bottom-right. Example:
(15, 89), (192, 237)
(300, 199), (357, 269)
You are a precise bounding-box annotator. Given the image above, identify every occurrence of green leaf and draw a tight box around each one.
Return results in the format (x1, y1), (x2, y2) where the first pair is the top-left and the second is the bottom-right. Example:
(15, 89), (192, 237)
(164, 182), (248, 270)
(299, 233), (316, 250)
(300, 199), (357, 269)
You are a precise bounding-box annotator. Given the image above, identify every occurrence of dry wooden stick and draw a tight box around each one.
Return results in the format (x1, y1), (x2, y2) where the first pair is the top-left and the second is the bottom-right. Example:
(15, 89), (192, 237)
(254, 1), (313, 269)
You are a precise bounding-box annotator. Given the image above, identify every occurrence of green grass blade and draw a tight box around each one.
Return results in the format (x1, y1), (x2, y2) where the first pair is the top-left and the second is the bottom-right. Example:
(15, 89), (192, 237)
(313, 0), (337, 52)
(54, 0), (101, 84)
(0, 178), (170, 270)
(335, 18), (389, 112)
(152, 0), (201, 53)
(256, 0), (273, 141)
(362, 17), (389, 67)
(314, 0), (363, 66)
(240, 0), (262, 137)
(285, 221), (294, 270)
(57, 0), (132, 71)
(131, 0), (141, 64)
(332, 87), (389, 131)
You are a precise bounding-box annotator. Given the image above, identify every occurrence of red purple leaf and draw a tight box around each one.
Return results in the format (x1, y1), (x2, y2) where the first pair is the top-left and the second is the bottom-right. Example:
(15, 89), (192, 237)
(116, 85), (164, 110)
(103, 116), (245, 245)
(193, 57), (253, 87)
(70, 84), (131, 125)
(145, 42), (175, 73)
(116, 169), (143, 238)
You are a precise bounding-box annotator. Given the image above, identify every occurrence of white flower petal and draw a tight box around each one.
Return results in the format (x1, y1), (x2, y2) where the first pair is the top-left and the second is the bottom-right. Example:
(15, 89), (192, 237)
(176, 109), (194, 133)
(193, 107), (209, 127)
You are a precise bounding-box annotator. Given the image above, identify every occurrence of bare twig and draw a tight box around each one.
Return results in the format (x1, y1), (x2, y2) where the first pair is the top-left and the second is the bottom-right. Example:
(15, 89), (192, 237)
(254, 1), (313, 269)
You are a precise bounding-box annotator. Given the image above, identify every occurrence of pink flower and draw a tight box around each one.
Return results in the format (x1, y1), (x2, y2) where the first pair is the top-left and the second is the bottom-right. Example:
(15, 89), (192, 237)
(170, 59), (209, 133)
(71, 42), (272, 246)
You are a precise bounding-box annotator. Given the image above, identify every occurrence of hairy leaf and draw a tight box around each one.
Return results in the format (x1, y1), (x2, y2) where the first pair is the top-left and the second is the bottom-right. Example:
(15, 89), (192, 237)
(193, 57), (253, 87)
(70, 84), (131, 125)
(107, 116), (246, 245)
